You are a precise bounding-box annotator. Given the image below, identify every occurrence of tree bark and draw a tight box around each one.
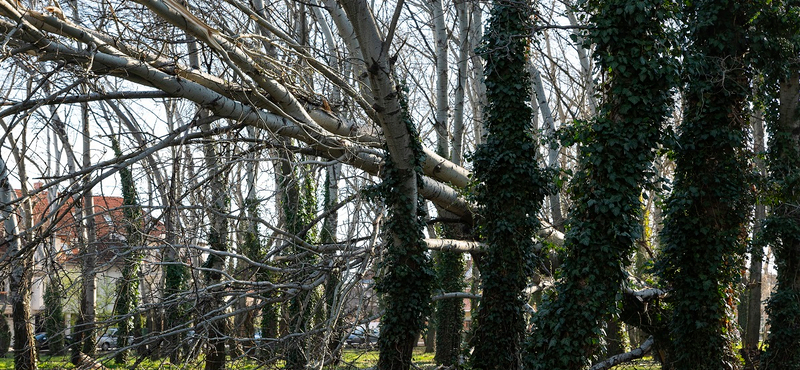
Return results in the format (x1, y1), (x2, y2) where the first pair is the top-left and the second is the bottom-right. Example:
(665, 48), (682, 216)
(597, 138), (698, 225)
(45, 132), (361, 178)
(199, 117), (230, 370)
(76, 98), (98, 360)
(762, 70), (800, 370)
(340, 2), (433, 369)
(742, 107), (765, 369)
(0, 156), (37, 370)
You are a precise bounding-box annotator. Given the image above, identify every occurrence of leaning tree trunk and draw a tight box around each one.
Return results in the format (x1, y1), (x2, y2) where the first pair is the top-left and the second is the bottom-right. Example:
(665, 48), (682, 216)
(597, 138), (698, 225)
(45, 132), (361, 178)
(340, 2), (434, 369)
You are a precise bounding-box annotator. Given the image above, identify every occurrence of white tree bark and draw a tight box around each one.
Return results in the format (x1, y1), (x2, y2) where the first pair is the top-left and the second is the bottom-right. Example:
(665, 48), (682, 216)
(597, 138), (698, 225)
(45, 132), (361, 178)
(531, 65), (564, 228)
(432, 0), (448, 156)
(565, 7), (597, 115)
(451, 0), (469, 166)
(590, 336), (654, 370)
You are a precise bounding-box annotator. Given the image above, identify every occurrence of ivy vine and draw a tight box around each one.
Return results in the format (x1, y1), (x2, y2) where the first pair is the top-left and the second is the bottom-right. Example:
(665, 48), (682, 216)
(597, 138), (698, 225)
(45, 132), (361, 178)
(468, 1), (549, 369)
(656, 0), (754, 368)
(110, 136), (144, 364)
(284, 162), (319, 370)
(367, 82), (434, 370)
(525, 0), (677, 367)
(750, 1), (800, 368)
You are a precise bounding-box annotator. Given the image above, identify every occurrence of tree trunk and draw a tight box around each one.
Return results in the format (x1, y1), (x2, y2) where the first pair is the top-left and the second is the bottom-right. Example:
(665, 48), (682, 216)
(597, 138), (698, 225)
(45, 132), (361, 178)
(526, 0), (677, 366)
(742, 108), (765, 369)
(762, 70), (800, 370)
(530, 65), (563, 230)
(424, 326), (435, 354)
(604, 318), (627, 358)
(470, 2), (548, 369)
(431, 0), (448, 157)
(0, 156), (37, 370)
(110, 135), (144, 364)
(322, 163), (343, 365)
(658, 0), (752, 368)
(76, 99), (98, 360)
(340, 2), (434, 370)
(200, 118), (230, 370)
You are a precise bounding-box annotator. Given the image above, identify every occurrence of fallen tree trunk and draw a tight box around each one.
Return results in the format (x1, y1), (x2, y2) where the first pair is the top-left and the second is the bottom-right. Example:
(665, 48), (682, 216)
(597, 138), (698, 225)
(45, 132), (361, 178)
(589, 336), (654, 370)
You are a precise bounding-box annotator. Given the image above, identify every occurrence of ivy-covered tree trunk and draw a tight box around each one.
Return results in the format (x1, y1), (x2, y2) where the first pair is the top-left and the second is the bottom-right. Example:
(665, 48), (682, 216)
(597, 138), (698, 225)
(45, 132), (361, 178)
(43, 280), (65, 355)
(525, 0), (675, 367)
(340, 2), (434, 370)
(111, 137), (144, 364)
(200, 123), (230, 370)
(433, 249), (464, 367)
(283, 161), (318, 370)
(658, 0), (752, 368)
(469, 2), (548, 369)
(761, 71), (800, 370)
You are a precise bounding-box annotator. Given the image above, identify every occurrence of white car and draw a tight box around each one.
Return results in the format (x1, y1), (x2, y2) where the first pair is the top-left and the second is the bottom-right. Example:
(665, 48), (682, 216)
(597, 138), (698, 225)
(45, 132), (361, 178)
(97, 328), (132, 351)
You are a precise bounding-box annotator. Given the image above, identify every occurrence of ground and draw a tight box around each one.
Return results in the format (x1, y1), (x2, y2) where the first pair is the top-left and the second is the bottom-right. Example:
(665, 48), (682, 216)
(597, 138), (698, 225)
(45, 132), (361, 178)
(0, 350), (660, 369)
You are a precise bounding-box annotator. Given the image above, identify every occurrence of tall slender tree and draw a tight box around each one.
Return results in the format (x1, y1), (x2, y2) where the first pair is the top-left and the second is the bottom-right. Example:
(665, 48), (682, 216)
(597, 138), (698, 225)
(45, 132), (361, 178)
(340, 2), (435, 369)
(469, 1), (548, 369)
(75, 97), (98, 361)
(1, 153), (38, 370)
(755, 2), (800, 368)
(199, 120), (231, 370)
(110, 135), (144, 364)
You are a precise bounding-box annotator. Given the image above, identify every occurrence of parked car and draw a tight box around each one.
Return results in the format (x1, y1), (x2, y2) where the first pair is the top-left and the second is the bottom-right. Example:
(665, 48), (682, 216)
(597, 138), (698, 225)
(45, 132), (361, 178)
(34, 333), (48, 351)
(97, 328), (132, 351)
(34, 332), (73, 352)
(345, 326), (379, 347)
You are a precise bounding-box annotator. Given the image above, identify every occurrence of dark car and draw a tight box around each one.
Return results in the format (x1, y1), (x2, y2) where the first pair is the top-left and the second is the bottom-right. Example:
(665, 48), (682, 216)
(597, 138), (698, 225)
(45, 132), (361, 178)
(34, 333), (48, 350)
(345, 326), (379, 347)
(34, 332), (72, 352)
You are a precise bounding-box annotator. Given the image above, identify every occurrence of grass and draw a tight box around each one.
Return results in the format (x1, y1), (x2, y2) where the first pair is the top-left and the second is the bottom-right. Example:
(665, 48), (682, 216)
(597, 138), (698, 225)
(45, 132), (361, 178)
(339, 348), (436, 369)
(0, 347), (438, 370)
(0, 350), (659, 369)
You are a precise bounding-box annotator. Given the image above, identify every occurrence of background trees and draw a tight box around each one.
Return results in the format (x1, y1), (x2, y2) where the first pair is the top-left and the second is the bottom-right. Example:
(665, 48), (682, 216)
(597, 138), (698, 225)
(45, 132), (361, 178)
(0, 0), (797, 370)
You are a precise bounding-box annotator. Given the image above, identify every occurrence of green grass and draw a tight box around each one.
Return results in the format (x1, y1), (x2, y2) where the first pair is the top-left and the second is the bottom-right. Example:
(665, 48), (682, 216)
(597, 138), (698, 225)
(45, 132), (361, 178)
(0, 349), (660, 369)
(0, 348), (439, 370)
(338, 348), (436, 369)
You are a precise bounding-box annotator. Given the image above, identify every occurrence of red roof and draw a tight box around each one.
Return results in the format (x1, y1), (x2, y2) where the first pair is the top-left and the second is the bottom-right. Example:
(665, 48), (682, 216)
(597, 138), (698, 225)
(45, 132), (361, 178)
(2, 186), (162, 263)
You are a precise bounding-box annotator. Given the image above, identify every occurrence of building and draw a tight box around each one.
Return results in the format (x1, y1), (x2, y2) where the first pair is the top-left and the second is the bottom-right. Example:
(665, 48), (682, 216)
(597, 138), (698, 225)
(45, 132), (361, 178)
(0, 183), (163, 333)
